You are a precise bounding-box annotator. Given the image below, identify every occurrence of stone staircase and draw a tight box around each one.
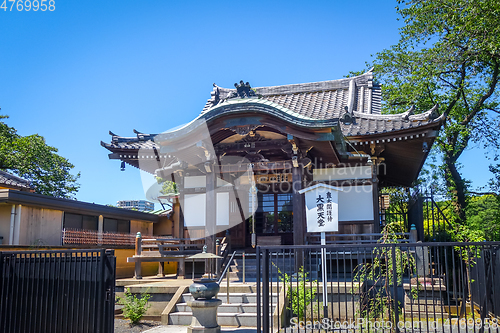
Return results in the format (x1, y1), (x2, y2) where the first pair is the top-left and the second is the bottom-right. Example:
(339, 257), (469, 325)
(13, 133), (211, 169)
(226, 253), (319, 282)
(168, 287), (278, 327)
(403, 280), (448, 319)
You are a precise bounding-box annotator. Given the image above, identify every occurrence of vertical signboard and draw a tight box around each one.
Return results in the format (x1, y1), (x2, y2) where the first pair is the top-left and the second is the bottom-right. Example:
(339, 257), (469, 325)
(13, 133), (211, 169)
(299, 184), (342, 233)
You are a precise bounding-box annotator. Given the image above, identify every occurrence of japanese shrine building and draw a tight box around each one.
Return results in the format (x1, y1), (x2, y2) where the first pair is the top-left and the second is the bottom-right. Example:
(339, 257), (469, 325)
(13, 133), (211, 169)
(102, 71), (443, 249)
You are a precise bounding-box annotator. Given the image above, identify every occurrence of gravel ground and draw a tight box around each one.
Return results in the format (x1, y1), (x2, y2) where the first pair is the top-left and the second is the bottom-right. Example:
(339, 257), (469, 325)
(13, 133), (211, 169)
(114, 319), (163, 333)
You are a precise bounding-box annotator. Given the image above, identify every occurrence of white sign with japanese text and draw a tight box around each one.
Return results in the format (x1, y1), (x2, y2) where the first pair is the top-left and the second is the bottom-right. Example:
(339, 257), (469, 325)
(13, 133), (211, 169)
(299, 184), (342, 233)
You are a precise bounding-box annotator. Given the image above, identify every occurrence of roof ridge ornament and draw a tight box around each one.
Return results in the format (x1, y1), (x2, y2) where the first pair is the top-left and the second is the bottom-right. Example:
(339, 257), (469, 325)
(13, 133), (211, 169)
(427, 104), (440, 120)
(211, 83), (221, 105)
(402, 105), (415, 122)
(228, 80), (257, 99)
(340, 105), (355, 125)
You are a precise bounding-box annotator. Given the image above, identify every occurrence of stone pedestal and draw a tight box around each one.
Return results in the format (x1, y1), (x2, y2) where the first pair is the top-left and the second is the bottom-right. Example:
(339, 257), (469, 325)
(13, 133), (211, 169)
(187, 299), (222, 333)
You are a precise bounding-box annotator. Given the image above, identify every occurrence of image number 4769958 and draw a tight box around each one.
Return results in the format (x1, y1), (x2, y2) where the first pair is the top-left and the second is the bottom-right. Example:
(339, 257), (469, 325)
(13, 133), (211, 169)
(1, 0), (55, 11)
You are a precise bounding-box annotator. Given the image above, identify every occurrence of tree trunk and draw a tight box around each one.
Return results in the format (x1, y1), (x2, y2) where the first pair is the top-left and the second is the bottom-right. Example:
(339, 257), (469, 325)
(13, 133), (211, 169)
(444, 157), (467, 224)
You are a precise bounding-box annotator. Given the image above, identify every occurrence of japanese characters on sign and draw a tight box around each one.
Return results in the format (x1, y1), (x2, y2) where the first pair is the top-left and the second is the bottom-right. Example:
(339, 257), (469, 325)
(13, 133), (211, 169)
(300, 184), (340, 233)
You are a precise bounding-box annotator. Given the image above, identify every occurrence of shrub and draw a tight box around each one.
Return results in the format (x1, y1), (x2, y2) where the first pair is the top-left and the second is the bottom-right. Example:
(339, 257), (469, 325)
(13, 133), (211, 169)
(116, 288), (152, 325)
(277, 265), (317, 319)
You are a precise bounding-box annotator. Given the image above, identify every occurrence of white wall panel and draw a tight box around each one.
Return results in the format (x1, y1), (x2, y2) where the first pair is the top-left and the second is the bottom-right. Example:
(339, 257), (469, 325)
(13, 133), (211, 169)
(184, 176), (206, 188)
(338, 185), (374, 221)
(216, 192), (229, 226)
(184, 194), (206, 227)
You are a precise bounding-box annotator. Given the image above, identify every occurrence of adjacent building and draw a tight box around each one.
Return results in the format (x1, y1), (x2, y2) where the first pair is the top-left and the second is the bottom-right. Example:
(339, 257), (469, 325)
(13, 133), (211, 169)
(0, 171), (161, 246)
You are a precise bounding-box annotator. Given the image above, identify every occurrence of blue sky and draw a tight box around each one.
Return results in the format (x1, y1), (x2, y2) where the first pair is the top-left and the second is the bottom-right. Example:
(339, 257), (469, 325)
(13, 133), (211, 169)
(0, 0), (493, 207)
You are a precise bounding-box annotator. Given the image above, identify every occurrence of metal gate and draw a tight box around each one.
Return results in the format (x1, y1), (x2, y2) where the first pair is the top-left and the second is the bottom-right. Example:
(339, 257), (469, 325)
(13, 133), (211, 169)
(257, 242), (500, 333)
(0, 249), (116, 333)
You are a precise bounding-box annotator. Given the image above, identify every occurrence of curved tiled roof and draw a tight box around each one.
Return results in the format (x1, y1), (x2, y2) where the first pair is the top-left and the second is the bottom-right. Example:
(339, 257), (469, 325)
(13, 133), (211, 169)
(342, 105), (443, 137)
(102, 74), (444, 153)
(203, 71), (381, 118)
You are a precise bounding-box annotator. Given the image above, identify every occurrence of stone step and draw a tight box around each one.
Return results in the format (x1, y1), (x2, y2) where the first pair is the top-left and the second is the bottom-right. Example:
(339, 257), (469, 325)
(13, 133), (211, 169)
(229, 262), (319, 271)
(169, 311), (258, 327)
(181, 293), (278, 304)
(404, 298), (446, 305)
(402, 311), (449, 319)
(227, 271), (320, 280)
(404, 304), (447, 314)
(175, 302), (274, 313)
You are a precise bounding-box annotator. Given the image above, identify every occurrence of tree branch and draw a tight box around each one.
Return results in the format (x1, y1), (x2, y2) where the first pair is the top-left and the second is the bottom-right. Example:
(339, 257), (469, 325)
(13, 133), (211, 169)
(444, 62), (467, 118)
(438, 75), (458, 90)
(461, 58), (500, 126)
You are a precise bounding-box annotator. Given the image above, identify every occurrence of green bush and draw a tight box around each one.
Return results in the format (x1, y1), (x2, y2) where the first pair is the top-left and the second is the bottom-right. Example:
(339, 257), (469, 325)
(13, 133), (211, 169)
(277, 265), (317, 319)
(116, 288), (152, 325)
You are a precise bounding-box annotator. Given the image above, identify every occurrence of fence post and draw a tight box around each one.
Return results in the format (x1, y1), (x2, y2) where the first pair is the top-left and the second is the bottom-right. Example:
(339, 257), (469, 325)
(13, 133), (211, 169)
(410, 224), (417, 243)
(215, 239), (220, 277)
(104, 249), (116, 333)
(262, 248), (270, 333)
(243, 252), (246, 284)
(257, 246), (261, 333)
(135, 232), (142, 279)
(392, 245), (400, 333)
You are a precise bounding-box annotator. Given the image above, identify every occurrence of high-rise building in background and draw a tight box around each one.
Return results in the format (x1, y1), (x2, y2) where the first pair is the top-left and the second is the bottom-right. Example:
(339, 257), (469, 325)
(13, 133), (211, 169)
(117, 200), (154, 212)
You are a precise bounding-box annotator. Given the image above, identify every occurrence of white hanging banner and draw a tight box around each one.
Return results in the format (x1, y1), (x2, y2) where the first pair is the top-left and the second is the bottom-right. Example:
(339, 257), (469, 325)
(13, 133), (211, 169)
(298, 183), (342, 233)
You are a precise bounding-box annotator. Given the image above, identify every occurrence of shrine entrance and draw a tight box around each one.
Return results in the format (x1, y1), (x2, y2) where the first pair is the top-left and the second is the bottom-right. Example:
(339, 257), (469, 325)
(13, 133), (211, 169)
(250, 190), (294, 245)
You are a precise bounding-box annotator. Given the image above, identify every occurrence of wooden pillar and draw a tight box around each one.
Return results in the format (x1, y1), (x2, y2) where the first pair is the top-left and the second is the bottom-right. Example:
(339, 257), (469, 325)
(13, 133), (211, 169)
(292, 164), (304, 271)
(205, 167), (216, 276)
(177, 174), (186, 279)
(134, 232), (142, 279)
(292, 165), (304, 246)
(98, 215), (104, 245)
(372, 163), (380, 233)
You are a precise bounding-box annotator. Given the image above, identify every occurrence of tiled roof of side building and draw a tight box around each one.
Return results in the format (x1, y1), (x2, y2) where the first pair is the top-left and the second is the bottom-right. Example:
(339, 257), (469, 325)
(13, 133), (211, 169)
(0, 170), (33, 191)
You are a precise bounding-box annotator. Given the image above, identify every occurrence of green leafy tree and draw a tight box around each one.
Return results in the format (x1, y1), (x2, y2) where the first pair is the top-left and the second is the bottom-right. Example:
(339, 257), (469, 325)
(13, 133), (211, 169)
(352, 223), (417, 324)
(0, 115), (80, 198)
(156, 177), (179, 197)
(362, 0), (500, 225)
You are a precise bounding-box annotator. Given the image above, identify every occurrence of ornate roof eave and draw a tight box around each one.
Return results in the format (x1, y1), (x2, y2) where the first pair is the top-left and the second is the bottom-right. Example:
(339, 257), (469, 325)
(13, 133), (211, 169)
(343, 105), (444, 139)
(154, 98), (341, 152)
(353, 104), (442, 122)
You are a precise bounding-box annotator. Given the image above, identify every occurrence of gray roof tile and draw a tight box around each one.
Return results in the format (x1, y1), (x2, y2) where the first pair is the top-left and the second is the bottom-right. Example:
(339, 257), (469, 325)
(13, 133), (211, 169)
(0, 171), (33, 190)
(203, 72), (381, 117)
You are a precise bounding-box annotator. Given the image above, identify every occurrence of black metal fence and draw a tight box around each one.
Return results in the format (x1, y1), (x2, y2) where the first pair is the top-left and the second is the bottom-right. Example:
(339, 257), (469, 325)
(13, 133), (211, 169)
(0, 249), (116, 333)
(257, 242), (500, 333)
(380, 190), (454, 242)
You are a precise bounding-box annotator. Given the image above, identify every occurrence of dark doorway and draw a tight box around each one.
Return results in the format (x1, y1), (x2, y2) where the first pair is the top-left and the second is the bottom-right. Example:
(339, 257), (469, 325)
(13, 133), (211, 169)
(254, 192), (293, 244)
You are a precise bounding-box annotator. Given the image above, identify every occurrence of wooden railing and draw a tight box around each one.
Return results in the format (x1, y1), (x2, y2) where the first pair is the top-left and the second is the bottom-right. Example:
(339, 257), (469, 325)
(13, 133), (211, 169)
(128, 234), (203, 279)
(307, 232), (411, 245)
